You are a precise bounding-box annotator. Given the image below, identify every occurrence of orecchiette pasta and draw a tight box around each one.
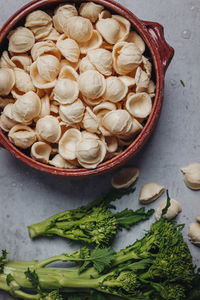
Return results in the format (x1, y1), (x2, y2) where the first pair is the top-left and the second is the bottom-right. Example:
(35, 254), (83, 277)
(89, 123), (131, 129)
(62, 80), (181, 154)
(12, 68), (35, 98)
(87, 48), (112, 76)
(78, 70), (106, 99)
(79, 2), (104, 23)
(59, 128), (81, 160)
(53, 4), (78, 33)
(113, 42), (142, 75)
(31, 141), (52, 163)
(63, 16), (93, 43)
(8, 125), (37, 149)
(0, 68), (15, 96)
(59, 99), (85, 125)
(76, 138), (106, 169)
(0, 2), (155, 169)
(36, 115), (61, 143)
(126, 93), (152, 118)
(82, 107), (99, 133)
(8, 27), (35, 53)
(56, 36), (80, 62)
(103, 77), (128, 103)
(102, 110), (133, 136)
(11, 55), (32, 72)
(11, 91), (41, 123)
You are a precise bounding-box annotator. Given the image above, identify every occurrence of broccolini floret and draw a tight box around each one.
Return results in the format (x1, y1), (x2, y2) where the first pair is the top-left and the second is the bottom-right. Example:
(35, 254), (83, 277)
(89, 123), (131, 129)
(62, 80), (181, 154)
(0, 217), (196, 300)
(28, 188), (154, 245)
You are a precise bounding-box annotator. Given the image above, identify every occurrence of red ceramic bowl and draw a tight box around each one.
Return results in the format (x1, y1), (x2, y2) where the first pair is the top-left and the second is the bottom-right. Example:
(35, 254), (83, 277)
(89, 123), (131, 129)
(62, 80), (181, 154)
(0, 0), (174, 177)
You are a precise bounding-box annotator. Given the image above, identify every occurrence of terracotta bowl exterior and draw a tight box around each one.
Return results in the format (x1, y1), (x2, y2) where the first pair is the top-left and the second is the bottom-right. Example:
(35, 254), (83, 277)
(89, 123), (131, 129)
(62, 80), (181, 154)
(0, 0), (174, 177)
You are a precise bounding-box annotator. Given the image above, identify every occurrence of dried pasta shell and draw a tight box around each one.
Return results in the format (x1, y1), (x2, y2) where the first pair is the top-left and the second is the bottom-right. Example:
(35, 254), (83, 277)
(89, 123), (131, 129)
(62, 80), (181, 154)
(49, 154), (76, 169)
(25, 10), (52, 27)
(0, 51), (16, 69)
(93, 102), (117, 124)
(40, 28), (60, 42)
(31, 41), (61, 61)
(30, 61), (57, 89)
(53, 4), (78, 33)
(118, 117), (143, 140)
(60, 59), (79, 71)
(25, 10), (53, 41)
(12, 68), (35, 98)
(31, 141), (52, 163)
(53, 66), (79, 105)
(155, 199), (182, 220)
(82, 107), (99, 133)
(105, 136), (118, 153)
(54, 78), (79, 105)
(11, 55), (32, 72)
(12, 91), (41, 123)
(8, 27), (35, 53)
(111, 167), (139, 189)
(0, 104), (17, 132)
(147, 80), (156, 98)
(119, 76), (136, 88)
(181, 163), (200, 190)
(59, 128), (81, 160)
(59, 99), (85, 125)
(37, 55), (60, 82)
(112, 15), (131, 42)
(104, 76), (128, 103)
(188, 222), (200, 247)
(79, 30), (103, 54)
(76, 138), (106, 169)
(129, 118), (143, 136)
(139, 183), (165, 204)
(79, 56), (96, 74)
(87, 48), (112, 76)
(79, 2), (104, 23)
(8, 124), (37, 149)
(135, 66), (150, 92)
(0, 68), (15, 96)
(36, 115), (61, 143)
(58, 65), (78, 81)
(113, 42), (142, 75)
(96, 18), (120, 44)
(81, 131), (99, 140)
(56, 35), (80, 62)
(102, 109), (132, 136)
(93, 101), (117, 114)
(30, 22), (53, 41)
(79, 70), (106, 100)
(63, 16), (93, 43)
(82, 95), (103, 107)
(126, 93), (152, 118)
(39, 94), (50, 118)
(126, 31), (145, 54)
(142, 56), (152, 78)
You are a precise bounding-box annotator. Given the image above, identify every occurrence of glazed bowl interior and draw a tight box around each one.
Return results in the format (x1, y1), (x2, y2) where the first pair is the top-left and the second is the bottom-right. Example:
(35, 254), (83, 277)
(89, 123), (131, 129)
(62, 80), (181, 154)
(0, 0), (164, 177)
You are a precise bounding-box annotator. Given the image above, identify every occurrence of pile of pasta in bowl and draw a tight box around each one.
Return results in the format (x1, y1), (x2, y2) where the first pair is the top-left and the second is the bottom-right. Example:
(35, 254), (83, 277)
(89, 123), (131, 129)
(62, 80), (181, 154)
(0, 2), (155, 169)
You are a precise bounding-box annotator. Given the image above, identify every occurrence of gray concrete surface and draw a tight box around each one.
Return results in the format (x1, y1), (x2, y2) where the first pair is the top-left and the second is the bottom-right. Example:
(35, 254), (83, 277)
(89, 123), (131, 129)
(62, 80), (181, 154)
(0, 0), (200, 298)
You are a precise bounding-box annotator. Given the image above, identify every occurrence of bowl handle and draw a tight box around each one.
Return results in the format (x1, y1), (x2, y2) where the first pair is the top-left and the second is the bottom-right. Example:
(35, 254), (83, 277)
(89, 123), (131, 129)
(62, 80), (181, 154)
(142, 21), (174, 73)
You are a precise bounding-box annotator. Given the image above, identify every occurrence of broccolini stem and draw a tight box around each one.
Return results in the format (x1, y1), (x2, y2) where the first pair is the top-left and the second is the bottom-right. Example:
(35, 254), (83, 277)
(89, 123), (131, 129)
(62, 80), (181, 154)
(12, 290), (40, 300)
(28, 187), (136, 243)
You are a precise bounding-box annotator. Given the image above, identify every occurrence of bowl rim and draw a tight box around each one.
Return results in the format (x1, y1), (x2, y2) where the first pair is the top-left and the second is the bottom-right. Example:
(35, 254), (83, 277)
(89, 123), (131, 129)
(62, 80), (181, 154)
(0, 0), (165, 178)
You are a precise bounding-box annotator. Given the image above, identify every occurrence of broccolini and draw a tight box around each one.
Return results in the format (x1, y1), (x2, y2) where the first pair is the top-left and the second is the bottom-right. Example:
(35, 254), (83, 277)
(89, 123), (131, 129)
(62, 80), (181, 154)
(0, 218), (196, 300)
(28, 188), (154, 245)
